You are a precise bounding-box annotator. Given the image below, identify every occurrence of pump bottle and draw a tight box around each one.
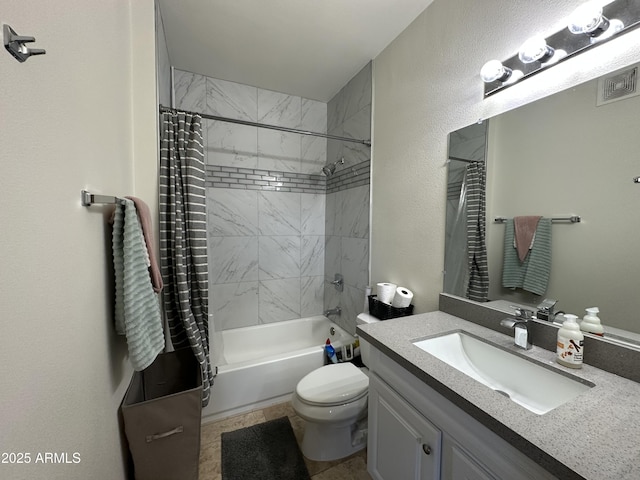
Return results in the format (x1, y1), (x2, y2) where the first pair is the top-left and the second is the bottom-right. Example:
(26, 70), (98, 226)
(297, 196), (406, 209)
(556, 314), (584, 369)
(581, 307), (604, 336)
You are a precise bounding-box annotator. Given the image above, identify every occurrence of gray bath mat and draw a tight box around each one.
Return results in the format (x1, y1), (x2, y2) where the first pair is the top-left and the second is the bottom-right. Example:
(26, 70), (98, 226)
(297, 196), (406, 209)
(221, 416), (310, 480)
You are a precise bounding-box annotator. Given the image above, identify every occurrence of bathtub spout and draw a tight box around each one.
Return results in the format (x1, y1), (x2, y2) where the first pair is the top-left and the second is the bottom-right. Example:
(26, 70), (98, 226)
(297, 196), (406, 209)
(324, 307), (342, 317)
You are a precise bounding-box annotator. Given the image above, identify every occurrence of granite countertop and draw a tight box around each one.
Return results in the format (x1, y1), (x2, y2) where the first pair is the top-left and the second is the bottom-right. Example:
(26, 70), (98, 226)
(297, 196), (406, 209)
(357, 311), (640, 480)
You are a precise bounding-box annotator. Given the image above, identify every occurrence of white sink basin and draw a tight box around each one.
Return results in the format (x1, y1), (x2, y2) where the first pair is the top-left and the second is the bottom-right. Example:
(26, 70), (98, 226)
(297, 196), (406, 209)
(413, 330), (594, 415)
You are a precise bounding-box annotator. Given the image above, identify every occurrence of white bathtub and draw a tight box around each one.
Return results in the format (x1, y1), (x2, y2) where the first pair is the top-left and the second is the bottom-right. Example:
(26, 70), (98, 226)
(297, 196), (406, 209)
(202, 315), (355, 422)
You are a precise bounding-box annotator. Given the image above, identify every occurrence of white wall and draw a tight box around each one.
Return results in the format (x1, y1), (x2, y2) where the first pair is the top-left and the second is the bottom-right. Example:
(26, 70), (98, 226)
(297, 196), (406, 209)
(371, 0), (640, 314)
(0, 1), (157, 478)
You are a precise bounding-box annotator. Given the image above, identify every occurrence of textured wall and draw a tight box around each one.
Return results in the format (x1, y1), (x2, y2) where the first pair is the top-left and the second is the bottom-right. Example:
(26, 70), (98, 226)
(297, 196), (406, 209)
(0, 0), (157, 478)
(372, 0), (640, 315)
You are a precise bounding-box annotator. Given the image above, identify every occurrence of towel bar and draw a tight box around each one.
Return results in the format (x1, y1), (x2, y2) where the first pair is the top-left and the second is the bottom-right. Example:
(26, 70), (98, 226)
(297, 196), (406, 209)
(494, 216), (581, 224)
(81, 190), (118, 206)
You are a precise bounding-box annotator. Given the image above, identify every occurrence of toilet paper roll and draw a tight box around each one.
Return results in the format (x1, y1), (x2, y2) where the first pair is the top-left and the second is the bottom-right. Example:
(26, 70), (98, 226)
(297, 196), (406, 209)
(392, 287), (413, 308)
(376, 282), (397, 305)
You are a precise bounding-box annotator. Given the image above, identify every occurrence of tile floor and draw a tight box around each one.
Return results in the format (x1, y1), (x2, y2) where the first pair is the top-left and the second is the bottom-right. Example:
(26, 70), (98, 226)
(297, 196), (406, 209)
(199, 401), (373, 479)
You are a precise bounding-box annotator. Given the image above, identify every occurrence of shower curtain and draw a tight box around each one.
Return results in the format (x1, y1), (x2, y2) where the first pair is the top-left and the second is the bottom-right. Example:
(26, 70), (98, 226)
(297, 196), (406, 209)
(466, 161), (489, 302)
(159, 110), (214, 407)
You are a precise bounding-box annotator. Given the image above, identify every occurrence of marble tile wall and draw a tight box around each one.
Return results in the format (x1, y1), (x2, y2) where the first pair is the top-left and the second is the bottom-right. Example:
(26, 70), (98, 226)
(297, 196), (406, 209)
(174, 69), (328, 331)
(324, 63), (372, 335)
(173, 65), (371, 333)
(154, 3), (171, 108)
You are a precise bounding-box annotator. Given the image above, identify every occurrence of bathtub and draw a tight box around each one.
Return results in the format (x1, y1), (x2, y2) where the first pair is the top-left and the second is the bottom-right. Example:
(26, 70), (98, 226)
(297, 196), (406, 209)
(202, 315), (355, 422)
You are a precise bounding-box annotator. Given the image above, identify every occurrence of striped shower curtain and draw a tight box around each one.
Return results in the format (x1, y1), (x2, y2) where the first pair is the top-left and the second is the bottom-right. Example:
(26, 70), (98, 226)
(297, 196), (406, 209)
(466, 161), (489, 302)
(159, 111), (214, 407)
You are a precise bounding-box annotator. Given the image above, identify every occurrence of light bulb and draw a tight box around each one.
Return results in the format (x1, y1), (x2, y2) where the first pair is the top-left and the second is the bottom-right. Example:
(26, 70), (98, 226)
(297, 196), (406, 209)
(480, 60), (512, 83)
(568, 2), (609, 35)
(591, 18), (624, 43)
(518, 37), (555, 64)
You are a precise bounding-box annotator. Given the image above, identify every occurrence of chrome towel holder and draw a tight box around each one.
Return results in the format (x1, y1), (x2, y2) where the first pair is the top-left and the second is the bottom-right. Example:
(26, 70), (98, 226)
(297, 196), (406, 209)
(81, 190), (118, 207)
(3, 24), (46, 63)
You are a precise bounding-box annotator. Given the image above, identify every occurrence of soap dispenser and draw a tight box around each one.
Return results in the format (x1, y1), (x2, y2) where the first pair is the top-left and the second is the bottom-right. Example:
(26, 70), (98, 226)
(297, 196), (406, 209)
(556, 314), (584, 369)
(581, 307), (604, 336)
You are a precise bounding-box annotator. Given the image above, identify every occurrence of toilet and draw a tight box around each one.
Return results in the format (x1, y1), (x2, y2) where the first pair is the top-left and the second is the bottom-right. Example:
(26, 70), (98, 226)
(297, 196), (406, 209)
(291, 313), (379, 461)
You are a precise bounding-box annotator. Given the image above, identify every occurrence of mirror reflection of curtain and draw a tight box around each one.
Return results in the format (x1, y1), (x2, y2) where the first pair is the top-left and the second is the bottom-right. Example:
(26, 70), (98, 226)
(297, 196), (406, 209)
(466, 162), (488, 302)
(159, 111), (215, 407)
(444, 160), (489, 302)
(445, 121), (489, 302)
(444, 161), (469, 297)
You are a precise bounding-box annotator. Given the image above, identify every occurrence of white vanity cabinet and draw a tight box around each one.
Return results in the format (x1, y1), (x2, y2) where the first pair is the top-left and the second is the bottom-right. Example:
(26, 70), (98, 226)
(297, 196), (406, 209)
(365, 342), (558, 480)
(368, 373), (441, 480)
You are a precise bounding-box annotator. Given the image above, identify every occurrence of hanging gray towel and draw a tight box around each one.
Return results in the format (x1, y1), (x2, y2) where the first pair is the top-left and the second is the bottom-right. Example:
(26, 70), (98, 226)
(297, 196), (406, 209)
(113, 198), (165, 371)
(502, 218), (552, 296)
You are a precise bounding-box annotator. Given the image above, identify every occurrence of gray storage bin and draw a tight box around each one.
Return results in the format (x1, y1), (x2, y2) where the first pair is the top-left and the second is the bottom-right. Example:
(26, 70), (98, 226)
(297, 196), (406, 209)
(122, 349), (202, 480)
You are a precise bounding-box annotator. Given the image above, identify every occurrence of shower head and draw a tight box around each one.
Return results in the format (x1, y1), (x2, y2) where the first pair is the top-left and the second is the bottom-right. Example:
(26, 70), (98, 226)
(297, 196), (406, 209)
(321, 157), (345, 177)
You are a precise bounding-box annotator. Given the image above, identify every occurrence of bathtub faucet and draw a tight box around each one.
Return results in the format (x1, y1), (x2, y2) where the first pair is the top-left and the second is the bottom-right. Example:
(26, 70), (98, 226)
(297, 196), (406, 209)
(324, 306), (342, 317)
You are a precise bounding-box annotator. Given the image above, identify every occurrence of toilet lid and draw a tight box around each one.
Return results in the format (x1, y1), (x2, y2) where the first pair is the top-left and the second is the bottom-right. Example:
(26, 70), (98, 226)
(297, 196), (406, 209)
(296, 363), (368, 406)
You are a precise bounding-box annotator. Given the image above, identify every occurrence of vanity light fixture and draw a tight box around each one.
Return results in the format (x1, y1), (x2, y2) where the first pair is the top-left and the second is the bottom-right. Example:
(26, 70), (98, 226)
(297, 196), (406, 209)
(482, 0), (640, 97)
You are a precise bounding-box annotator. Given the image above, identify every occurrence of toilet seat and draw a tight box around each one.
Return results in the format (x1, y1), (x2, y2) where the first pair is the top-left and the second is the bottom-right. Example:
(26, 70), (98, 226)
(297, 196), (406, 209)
(296, 363), (368, 407)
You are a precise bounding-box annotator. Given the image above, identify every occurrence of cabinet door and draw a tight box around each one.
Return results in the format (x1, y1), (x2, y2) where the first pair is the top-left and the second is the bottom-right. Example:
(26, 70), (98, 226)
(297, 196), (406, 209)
(442, 435), (496, 480)
(368, 374), (442, 480)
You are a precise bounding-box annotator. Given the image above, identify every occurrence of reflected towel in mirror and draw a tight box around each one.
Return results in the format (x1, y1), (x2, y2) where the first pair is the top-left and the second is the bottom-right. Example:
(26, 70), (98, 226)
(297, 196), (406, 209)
(502, 218), (552, 296)
(514, 216), (542, 262)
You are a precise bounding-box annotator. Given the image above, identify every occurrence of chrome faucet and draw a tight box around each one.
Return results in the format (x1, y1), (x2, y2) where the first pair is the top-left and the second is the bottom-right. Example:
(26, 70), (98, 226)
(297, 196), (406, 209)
(511, 306), (534, 320)
(324, 306), (341, 317)
(536, 298), (558, 322)
(500, 317), (533, 350)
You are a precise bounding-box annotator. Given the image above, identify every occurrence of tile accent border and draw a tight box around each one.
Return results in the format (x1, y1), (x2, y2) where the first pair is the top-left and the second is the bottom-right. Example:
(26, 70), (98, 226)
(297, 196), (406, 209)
(205, 166), (326, 193)
(326, 159), (371, 194)
(205, 159), (371, 194)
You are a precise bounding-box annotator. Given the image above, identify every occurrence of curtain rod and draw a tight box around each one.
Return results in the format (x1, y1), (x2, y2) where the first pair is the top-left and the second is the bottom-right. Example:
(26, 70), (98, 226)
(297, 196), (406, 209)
(159, 105), (371, 147)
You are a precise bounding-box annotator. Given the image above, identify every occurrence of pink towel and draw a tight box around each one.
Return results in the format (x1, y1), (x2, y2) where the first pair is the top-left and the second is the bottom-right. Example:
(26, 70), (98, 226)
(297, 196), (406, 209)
(126, 196), (164, 293)
(513, 216), (542, 262)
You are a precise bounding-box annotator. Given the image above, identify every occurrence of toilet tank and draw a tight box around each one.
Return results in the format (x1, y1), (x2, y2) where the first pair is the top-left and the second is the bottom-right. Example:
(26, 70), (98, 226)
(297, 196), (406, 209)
(356, 313), (380, 367)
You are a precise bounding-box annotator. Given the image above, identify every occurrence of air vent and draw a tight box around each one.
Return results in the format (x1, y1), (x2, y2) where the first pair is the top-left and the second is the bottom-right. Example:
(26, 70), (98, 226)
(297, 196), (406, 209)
(597, 65), (639, 106)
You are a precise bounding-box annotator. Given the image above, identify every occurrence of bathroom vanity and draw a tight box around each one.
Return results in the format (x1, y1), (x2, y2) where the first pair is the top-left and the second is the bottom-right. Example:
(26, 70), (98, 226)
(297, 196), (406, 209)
(357, 311), (640, 480)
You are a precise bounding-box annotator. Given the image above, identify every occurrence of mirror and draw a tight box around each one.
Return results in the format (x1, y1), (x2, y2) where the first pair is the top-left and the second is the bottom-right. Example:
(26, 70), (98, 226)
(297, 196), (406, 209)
(445, 62), (640, 342)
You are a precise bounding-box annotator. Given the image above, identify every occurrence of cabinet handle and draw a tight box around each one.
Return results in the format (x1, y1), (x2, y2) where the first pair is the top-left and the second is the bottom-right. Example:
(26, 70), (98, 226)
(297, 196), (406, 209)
(422, 444), (431, 455)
